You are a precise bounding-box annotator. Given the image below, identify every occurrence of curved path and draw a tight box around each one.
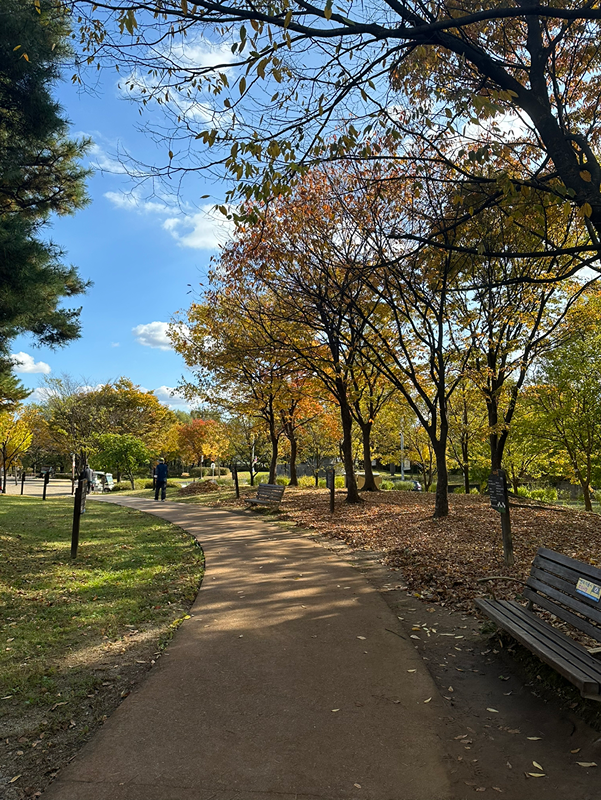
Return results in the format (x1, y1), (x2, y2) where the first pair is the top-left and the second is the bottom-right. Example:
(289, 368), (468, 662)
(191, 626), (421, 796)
(43, 497), (451, 800)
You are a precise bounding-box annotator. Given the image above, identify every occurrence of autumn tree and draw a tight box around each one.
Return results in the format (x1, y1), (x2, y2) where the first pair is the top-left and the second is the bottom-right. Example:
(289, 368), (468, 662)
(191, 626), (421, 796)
(170, 292), (307, 484)
(0, 408), (33, 492)
(66, 0), (601, 285)
(526, 294), (601, 511)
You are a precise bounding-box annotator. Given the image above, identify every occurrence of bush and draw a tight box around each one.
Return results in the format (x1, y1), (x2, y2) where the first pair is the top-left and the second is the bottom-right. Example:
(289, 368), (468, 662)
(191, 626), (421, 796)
(275, 476), (289, 486)
(54, 473), (72, 480)
(297, 475), (317, 488)
(392, 480), (416, 491)
(111, 482), (133, 492)
(516, 486), (558, 502)
(189, 467), (203, 478)
(470, 487), (481, 494)
(380, 480), (395, 490)
(143, 480), (180, 489)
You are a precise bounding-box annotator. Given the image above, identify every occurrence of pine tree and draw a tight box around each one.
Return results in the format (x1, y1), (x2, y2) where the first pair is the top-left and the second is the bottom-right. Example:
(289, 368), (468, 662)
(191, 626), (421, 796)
(0, 0), (90, 384)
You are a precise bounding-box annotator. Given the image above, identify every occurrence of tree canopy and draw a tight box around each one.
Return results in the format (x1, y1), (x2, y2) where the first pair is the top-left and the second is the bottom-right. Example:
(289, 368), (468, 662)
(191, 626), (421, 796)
(0, 0), (90, 383)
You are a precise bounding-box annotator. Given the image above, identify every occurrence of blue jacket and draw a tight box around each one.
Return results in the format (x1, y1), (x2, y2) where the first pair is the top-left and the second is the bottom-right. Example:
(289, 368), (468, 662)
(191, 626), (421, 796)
(155, 463), (168, 482)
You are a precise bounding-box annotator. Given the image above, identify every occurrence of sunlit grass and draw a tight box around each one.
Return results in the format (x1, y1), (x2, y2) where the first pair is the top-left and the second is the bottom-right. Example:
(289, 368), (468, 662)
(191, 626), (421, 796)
(0, 496), (204, 705)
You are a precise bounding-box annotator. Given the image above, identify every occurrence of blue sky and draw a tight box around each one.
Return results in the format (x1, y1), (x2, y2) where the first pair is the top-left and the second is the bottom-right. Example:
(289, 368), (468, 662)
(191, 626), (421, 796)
(11, 50), (234, 409)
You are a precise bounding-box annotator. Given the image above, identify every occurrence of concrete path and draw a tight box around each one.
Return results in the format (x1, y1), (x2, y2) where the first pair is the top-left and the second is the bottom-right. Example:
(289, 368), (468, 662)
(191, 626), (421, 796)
(43, 497), (452, 800)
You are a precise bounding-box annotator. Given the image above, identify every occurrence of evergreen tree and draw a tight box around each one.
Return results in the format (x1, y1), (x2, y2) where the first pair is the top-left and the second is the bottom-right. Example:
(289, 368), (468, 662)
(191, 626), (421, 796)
(0, 0), (90, 384)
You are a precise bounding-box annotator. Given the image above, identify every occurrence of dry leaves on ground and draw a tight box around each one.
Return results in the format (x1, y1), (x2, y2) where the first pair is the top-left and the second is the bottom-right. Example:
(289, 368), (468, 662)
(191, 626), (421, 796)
(275, 489), (601, 612)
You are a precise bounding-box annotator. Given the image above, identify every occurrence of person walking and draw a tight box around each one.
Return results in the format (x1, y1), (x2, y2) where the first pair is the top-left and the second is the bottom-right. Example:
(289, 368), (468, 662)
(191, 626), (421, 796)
(154, 458), (168, 501)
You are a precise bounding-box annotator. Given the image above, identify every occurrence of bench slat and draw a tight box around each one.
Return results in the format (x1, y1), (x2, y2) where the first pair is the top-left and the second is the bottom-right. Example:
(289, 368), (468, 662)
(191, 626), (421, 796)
(529, 566), (601, 617)
(492, 600), (601, 680)
(526, 575), (601, 630)
(532, 555), (601, 613)
(522, 587), (601, 645)
(244, 484), (285, 507)
(476, 599), (601, 696)
(536, 548), (601, 583)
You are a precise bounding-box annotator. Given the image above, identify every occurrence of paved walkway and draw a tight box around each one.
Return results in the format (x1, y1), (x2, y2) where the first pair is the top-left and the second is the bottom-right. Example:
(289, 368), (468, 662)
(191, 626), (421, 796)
(43, 497), (451, 800)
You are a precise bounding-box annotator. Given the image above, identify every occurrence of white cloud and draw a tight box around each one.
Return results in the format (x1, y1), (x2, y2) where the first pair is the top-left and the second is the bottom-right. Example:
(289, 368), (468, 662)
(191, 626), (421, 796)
(163, 205), (234, 250)
(152, 385), (191, 409)
(111, 342), (120, 348)
(104, 189), (170, 215)
(132, 321), (173, 351)
(11, 352), (51, 375)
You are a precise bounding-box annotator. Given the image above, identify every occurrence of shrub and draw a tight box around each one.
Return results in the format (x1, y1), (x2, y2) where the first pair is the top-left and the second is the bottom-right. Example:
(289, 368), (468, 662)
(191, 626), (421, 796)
(181, 472), (190, 478)
(380, 480), (395, 490)
(470, 487), (481, 494)
(297, 475), (316, 488)
(275, 476), (289, 486)
(111, 482), (132, 492)
(392, 480), (416, 491)
(189, 467), (202, 478)
(516, 486), (558, 502)
(54, 472), (72, 480)
(143, 480), (180, 489)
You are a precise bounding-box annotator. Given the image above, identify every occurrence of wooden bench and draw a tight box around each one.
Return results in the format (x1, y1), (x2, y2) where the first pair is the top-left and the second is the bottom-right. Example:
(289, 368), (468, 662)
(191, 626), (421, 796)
(244, 483), (285, 509)
(476, 547), (601, 701)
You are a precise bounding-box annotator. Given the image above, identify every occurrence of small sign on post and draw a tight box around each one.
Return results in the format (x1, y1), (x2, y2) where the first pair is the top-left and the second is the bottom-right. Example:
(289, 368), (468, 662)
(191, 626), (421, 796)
(326, 468), (335, 513)
(488, 469), (514, 566)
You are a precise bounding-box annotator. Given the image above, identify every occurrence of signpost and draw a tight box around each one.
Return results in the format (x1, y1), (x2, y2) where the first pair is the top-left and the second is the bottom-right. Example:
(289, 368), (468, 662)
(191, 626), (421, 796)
(488, 469), (514, 566)
(20, 470), (25, 496)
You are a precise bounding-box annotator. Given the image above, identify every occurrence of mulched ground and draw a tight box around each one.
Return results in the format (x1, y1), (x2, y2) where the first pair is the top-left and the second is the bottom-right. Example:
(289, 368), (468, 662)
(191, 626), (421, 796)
(271, 489), (601, 612)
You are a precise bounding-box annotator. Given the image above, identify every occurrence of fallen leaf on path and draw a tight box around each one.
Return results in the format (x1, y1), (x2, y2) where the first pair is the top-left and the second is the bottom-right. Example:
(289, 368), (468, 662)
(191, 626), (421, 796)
(527, 737), (542, 741)
(356, 636), (366, 640)
(571, 748), (581, 754)
(532, 761), (543, 770)
(492, 788), (503, 793)
(353, 784), (361, 789)
(331, 709), (340, 712)
(526, 773), (545, 778)
(486, 708), (499, 713)
(9, 776), (21, 784)
(577, 762), (597, 767)
(424, 697), (432, 703)
(407, 669), (417, 673)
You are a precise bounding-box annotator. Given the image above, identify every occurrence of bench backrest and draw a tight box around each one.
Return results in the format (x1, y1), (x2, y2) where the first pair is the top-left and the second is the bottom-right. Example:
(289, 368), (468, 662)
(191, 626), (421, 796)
(256, 483), (285, 501)
(525, 548), (601, 643)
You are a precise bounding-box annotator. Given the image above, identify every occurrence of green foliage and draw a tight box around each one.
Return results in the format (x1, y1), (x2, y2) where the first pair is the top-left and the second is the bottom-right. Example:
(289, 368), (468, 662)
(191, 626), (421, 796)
(517, 486), (558, 502)
(297, 475), (316, 488)
(275, 476), (289, 486)
(93, 433), (150, 489)
(0, 0), (90, 369)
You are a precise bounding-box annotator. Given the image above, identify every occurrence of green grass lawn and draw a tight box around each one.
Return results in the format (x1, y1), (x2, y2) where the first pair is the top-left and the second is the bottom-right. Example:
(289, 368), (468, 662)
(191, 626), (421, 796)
(0, 496), (204, 707)
(113, 481), (256, 505)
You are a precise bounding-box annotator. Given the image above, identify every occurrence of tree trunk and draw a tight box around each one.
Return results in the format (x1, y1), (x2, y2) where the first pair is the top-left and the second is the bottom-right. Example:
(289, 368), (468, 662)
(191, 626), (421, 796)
(359, 421), (377, 491)
(268, 428), (279, 484)
(288, 432), (298, 486)
(339, 391), (361, 503)
(433, 439), (449, 518)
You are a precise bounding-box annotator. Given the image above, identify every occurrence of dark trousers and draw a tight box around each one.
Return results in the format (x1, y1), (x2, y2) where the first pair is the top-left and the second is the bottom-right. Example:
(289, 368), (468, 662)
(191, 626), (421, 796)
(155, 480), (167, 500)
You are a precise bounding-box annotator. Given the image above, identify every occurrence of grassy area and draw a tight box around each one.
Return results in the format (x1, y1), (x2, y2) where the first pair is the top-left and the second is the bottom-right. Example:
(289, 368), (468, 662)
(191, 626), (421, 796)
(0, 496), (203, 711)
(114, 481), (256, 505)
